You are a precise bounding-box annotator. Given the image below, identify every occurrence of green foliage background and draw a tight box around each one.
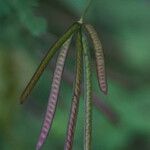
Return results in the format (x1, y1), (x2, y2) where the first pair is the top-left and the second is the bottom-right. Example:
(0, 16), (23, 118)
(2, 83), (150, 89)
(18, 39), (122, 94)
(0, 0), (150, 149)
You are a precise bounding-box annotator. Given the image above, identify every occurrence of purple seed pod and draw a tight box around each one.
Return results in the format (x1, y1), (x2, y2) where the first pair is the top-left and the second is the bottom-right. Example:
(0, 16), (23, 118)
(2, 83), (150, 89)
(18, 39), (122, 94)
(36, 37), (72, 150)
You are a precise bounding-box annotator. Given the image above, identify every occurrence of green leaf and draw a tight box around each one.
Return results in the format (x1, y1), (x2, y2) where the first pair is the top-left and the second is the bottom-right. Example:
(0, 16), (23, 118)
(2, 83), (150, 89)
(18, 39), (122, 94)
(20, 22), (80, 104)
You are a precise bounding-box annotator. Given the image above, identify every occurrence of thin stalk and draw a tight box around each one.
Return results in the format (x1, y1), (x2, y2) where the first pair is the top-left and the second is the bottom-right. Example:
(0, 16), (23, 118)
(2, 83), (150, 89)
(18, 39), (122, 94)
(82, 34), (92, 150)
(79, 0), (93, 23)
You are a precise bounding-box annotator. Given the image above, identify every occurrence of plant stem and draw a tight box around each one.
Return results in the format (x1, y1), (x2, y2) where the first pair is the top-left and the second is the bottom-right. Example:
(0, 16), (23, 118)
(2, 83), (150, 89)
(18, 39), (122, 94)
(79, 0), (93, 23)
(82, 34), (92, 150)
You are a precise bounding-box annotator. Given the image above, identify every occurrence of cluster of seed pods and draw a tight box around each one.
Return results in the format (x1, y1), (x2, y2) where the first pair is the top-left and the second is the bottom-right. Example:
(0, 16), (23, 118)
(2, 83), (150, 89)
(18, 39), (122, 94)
(20, 21), (107, 150)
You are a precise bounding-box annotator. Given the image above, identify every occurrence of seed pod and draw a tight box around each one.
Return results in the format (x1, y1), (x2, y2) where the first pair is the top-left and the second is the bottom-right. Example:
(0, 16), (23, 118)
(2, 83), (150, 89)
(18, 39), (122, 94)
(64, 31), (82, 150)
(36, 37), (72, 150)
(20, 23), (81, 104)
(84, 24), (107, 94)
(82, 34), (92, 150)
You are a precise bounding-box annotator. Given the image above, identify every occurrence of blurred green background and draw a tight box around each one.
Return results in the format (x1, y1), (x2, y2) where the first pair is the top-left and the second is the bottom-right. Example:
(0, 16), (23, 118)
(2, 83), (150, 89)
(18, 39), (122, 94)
(0, 0), (150, 149)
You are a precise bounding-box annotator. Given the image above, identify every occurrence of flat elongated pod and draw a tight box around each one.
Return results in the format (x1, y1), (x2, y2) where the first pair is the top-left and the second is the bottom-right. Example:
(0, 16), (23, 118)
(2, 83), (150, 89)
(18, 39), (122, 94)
(64, 31), (82, 150)
(84, 24), (107, 94)
(36, 37), (72, 150)
(20, 23), (80, 104)
(82, 34), (92, 150)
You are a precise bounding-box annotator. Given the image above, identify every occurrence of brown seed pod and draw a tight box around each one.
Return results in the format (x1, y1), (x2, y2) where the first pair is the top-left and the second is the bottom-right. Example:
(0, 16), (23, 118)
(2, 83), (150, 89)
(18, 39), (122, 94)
(84, 24), (108, 94)
(36, 37), (72, 150)
(64, 31), (83, 150)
